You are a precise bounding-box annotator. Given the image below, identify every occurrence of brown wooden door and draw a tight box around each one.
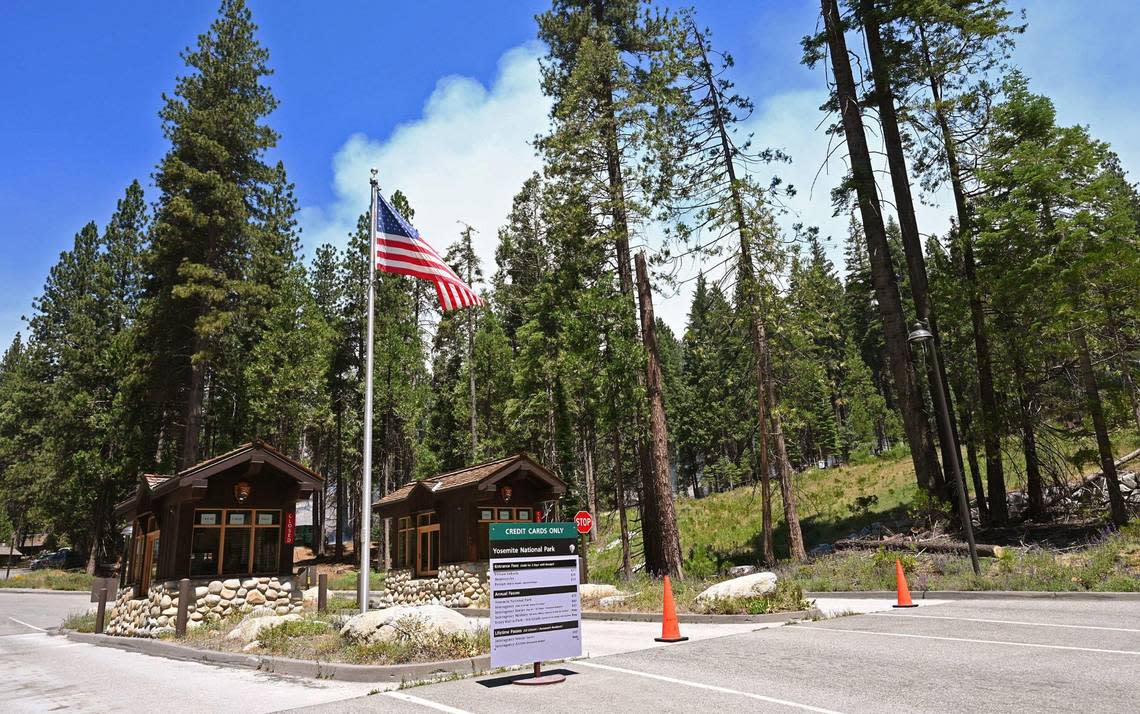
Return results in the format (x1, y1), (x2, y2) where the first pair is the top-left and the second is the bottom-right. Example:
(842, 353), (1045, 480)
(416, 524), (439, 577)
(141, 530), (160, 593)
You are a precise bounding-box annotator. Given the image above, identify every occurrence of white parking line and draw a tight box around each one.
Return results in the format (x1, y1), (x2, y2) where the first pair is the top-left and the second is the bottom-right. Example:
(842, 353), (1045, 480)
(575, 660), (844, 713)
(869, 611), (1140, 633)
(8, 617), (47, 632)
(384, 690), (474, 713)
(797, 624), (1140, 655)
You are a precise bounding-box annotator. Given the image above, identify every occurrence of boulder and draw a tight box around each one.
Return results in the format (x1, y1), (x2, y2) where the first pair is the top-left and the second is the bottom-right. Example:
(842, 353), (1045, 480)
(208, 581), (224, 595)
(246, 590), (267, 606)
(579, 583), (621, 600)
(340, 605), (474, 645)
(726, 565), (758, 577)
(223, 578), (241, 590)
(695, 572), (778, 604)
(225, 613), (301, 643)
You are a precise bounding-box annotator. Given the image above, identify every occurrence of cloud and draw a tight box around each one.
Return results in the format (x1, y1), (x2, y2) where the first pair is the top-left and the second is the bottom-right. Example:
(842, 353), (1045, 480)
(298, 43), (962, 337)
(299, 43), (551, 281)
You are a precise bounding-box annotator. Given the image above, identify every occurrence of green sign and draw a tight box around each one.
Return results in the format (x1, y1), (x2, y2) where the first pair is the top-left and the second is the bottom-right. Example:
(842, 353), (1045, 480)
(489, 522), (577, 542)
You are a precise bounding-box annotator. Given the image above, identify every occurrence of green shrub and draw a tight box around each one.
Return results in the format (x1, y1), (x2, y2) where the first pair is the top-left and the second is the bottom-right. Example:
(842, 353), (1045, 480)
(684, 545), (719, 579)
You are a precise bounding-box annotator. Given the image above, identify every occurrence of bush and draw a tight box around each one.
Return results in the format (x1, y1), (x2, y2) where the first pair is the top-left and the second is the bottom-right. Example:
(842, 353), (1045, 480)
(684, 545), (719, 579)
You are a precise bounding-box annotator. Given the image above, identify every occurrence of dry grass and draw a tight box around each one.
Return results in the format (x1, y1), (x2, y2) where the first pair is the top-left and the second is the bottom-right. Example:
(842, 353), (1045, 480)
(0, 569), (93, 590)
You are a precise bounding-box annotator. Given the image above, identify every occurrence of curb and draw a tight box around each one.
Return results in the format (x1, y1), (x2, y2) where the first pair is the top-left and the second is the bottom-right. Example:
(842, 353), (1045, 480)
(59, 630), (490, 682)
(456, 607), (816, 624)
(0, 588), (93, 596)
(805, 590), (1140, 601)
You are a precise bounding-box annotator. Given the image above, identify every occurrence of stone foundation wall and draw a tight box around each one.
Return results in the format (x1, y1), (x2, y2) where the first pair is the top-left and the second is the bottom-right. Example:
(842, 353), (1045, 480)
(375, 562), (488, 608)
(106, 575), (303, 638)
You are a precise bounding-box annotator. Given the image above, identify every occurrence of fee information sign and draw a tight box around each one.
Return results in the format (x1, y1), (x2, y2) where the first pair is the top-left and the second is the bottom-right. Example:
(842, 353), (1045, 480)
(489, 522), (582, 668)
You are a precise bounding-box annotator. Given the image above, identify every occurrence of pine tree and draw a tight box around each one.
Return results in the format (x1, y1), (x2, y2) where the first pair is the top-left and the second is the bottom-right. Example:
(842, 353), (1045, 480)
(137, 0), (280, 468)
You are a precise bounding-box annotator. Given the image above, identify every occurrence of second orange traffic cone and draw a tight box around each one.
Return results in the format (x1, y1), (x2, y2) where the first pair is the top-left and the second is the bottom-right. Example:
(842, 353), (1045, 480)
(654, 575), (689, 642)
(893, 559), (918, 608)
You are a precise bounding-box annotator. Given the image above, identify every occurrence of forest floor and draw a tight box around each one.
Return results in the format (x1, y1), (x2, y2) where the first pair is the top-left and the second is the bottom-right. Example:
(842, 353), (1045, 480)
(585, 428), (1140, 608)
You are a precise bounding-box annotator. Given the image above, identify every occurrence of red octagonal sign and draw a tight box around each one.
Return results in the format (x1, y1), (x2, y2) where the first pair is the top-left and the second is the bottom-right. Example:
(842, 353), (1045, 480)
(574, 510), (593, 534)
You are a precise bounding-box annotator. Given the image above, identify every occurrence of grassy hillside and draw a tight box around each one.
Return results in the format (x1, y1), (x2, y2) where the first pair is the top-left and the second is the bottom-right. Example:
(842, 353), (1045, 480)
(587, 429), (1140, 583)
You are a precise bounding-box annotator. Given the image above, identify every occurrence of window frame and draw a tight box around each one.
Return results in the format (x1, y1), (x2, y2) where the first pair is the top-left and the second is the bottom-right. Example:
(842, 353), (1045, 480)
(191, 508), (282, 577)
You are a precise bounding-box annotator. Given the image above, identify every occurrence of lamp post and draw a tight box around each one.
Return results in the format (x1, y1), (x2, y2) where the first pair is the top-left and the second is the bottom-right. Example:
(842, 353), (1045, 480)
(909, 321), (981, 575)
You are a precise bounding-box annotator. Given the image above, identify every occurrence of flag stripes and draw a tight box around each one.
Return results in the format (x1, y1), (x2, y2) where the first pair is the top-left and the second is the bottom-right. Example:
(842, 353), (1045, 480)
(373, 191), (483, 312)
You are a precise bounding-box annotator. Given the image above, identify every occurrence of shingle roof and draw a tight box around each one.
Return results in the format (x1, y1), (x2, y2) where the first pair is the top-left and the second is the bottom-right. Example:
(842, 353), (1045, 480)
(373, 454), (560, 508)
(144, 474), (174, 490)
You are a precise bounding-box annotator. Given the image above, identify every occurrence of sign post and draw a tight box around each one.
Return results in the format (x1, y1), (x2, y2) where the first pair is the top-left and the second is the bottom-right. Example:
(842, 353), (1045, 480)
(489, 522), (582, 685)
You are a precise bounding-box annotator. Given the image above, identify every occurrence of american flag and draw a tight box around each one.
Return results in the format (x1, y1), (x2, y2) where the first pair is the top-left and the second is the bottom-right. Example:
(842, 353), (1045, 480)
(373, 191), (483, 311)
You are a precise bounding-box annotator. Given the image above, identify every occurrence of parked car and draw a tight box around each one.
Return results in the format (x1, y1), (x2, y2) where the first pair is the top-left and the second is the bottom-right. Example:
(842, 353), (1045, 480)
(29, 548), (85, 571)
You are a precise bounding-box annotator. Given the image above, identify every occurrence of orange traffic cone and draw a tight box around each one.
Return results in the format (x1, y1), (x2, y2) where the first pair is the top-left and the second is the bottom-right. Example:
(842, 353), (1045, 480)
(654, 575), (689, 642)
(893, 559), (918, 608)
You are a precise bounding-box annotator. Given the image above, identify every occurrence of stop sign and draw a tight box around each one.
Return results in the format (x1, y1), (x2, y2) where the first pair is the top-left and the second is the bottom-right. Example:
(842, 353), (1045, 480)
(574, 510), (593, 534)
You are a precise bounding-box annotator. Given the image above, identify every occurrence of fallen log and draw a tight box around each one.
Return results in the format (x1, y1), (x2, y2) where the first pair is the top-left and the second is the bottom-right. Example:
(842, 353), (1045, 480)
(833, 537), (1005, 559)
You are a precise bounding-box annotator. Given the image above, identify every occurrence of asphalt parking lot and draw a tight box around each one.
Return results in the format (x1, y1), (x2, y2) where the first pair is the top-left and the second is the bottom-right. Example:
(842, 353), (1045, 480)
(297, 597), (1140, 714)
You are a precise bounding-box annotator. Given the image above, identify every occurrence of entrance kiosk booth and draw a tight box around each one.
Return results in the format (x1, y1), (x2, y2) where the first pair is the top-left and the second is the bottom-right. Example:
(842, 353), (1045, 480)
(108, 440), (323, 636)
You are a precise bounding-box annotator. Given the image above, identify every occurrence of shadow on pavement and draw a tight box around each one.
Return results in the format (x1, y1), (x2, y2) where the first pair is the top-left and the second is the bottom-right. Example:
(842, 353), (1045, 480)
(475, 668), (580, 688)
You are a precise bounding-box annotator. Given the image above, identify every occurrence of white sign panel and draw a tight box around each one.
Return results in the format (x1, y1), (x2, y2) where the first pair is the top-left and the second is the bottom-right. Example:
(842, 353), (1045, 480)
(489, 523), (582, 668)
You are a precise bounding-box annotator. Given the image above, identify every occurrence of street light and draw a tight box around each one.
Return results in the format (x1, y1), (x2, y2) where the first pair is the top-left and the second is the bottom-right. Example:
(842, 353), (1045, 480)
(908, 321), (981, 575)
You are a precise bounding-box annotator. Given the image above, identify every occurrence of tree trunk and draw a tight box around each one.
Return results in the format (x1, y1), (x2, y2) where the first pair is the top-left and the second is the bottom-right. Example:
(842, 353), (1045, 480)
(381, 452), (393, 569)
(335, 404), (344, 560)
(863, 4), (958, 501)
(635, 253), (683, 578)
(916, 25), (1007, 524)
(611, 425), (633, 580)
(1011, 349), (1045, 520)
(1075, 327), (1129, 526)
(822, 0), (943, 495)
(182, 340), (206, 468)
(953, 385), (989, 525)
(582, 431), (599, 542)
(691, 20), (777, 565)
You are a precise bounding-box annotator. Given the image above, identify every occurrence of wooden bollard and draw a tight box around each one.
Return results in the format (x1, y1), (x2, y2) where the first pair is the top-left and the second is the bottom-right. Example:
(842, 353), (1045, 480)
(94, 587), (108, 634)
(318, 573), (328, 613)
(175, 578), (192, 637)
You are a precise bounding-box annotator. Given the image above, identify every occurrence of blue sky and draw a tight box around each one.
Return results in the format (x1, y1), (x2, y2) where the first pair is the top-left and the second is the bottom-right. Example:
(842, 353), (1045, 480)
(2, 1), (1138, 344)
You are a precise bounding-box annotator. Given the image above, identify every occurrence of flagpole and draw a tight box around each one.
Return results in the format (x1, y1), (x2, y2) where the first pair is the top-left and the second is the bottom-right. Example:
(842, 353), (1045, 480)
(359, 169), (378, 614)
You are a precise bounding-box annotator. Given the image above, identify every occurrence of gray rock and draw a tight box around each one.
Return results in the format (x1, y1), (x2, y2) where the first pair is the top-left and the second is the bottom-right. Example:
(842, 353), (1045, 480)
(225, 613), (301, 643)
(695, 572), (778, 604)
(208, 581), (224, 595)
(579, 583), (621, 599)
(340, 605), (474, 645)
(223, 578), (241, 589)
(727, 565), (759, 577)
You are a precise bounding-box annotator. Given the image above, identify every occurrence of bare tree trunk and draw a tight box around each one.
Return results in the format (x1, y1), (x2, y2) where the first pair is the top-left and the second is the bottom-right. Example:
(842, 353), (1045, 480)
(635, 253), (684, 578)
(916, 25), (1007, 524)
(582, 431), (599, 542)
(863, 3), (958, 500)
(953, 386), (989, 525)
(335, 404), (345, 561)
(691, 21), (777, 565)
(822, 0), (943, 495)
(611, 425), (633, 580)
(1076, 327), (1129, 526)
(182, 339), (206, 468)
(1011, 349), (1045, 520)
(381, 452), (393, 569)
